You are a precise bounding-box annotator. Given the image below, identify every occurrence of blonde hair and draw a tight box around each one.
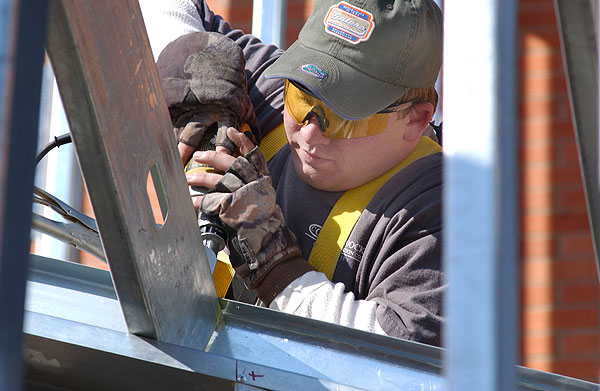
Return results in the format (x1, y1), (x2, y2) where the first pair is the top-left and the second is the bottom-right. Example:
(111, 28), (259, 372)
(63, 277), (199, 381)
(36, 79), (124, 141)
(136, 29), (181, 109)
(396, 85), (438, 118)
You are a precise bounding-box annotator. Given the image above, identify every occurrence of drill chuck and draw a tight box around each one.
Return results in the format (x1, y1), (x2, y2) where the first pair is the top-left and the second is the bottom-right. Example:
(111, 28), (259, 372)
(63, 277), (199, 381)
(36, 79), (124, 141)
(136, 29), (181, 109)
(198, 214), (227, 255)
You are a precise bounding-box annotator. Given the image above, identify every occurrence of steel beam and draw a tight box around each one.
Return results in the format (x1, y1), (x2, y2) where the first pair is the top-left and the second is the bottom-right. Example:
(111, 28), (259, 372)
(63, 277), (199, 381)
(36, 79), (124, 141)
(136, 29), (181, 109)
(0, 0), (48, 390)
(443, 0), (519, 390)
(23, 256), (599, 391)
(45, 0), (219, 350)
(554, 0), (600, 277)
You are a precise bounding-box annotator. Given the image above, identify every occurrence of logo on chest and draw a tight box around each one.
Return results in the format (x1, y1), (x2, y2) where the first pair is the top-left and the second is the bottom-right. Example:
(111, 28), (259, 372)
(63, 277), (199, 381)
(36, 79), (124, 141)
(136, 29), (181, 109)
(342, 240), (365, 261)
(305, 223), (321, 241)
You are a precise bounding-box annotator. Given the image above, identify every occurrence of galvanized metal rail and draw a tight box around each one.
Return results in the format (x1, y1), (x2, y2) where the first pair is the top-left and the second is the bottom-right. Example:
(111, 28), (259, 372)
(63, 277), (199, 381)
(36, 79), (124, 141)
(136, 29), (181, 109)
(23, 256), (599, 391)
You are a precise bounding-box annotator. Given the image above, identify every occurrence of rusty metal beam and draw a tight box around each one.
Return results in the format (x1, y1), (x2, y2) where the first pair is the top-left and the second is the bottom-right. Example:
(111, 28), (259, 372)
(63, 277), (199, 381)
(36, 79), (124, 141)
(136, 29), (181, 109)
(45, 0), (219, 350)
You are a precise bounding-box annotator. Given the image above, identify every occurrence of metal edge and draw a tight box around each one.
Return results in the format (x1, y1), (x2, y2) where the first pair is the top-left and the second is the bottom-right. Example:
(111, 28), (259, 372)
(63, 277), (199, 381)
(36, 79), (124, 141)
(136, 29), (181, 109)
(554, 0), (600, 276)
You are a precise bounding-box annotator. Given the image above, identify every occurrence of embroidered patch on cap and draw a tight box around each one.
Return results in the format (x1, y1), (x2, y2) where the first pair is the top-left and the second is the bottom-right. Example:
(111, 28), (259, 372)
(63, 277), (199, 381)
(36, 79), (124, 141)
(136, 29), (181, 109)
(323, 1), (375, 44)
(300, 64), (328, 79)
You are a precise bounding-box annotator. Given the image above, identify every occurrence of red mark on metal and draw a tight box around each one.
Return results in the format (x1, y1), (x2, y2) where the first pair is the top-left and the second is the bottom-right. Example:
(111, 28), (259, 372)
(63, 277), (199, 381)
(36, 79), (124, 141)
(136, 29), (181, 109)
(235, 360), (264, 382)
(249, 370), (264, 381)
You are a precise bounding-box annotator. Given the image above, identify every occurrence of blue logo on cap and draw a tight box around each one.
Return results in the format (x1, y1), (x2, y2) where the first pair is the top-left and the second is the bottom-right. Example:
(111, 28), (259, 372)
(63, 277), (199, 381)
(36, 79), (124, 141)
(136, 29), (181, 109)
(300, 64), (327, 79)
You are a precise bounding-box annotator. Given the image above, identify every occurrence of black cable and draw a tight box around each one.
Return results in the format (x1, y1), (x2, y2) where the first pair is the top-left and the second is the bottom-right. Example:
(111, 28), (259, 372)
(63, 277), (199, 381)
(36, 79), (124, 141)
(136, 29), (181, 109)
(431, 121), (443, 146)
(35, 134), (72, 165)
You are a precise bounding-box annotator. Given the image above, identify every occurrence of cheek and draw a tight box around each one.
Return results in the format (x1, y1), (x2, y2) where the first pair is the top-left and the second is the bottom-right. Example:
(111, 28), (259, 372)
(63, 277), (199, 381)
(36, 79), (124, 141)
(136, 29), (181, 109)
(283, 109), (301, 139)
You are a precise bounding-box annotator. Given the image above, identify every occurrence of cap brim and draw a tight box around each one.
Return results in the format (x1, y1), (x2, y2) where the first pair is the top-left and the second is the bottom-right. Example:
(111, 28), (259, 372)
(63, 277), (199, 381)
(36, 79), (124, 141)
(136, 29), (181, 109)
(265, 41), (409, 120)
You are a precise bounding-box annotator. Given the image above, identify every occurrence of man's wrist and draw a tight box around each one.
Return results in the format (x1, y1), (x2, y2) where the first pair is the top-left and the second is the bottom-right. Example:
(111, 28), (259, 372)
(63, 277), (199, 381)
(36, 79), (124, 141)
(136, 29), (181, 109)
(254, 255), (315, 306)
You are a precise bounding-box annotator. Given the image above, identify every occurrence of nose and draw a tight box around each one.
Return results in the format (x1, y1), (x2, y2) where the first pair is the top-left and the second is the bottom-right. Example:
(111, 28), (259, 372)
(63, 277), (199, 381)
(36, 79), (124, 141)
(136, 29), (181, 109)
(300, 115), (331, 146)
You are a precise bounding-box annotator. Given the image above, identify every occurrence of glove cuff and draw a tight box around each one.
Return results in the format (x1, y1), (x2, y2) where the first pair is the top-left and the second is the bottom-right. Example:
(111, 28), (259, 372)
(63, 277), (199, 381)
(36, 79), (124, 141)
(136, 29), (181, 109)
(253, 255), (316, 306)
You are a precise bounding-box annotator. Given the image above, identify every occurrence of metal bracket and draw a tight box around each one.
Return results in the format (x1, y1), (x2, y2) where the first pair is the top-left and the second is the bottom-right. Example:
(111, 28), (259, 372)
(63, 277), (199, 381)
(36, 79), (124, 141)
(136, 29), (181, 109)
(45, 0), (219, 350)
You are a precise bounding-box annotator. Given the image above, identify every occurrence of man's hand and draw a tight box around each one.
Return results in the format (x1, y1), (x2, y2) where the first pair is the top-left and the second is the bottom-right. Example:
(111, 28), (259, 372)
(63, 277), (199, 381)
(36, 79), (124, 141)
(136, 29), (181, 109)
(175, 111), (240, 166)
(186, 127), (255, 208)
(195, 128), (314, 304)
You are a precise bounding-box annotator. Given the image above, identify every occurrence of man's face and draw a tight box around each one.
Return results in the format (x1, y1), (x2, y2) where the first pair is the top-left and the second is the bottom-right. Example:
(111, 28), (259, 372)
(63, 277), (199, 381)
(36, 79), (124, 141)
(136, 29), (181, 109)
(283, 108), (417, 192)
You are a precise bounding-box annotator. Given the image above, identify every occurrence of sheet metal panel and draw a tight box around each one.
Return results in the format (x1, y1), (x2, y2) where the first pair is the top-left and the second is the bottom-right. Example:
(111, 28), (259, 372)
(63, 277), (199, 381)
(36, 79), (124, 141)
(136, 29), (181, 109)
(44, 0), (219, 350)
(0, 1), (48, 390)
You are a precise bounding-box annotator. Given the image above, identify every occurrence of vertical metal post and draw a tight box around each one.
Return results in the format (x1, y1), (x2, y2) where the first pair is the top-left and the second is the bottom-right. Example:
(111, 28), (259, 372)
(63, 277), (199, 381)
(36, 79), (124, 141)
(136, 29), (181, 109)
(252, 0), (287, 47)
(443, 0), (518, 390)
(0, 0), (48, 389)
(45, 0), (219, 350)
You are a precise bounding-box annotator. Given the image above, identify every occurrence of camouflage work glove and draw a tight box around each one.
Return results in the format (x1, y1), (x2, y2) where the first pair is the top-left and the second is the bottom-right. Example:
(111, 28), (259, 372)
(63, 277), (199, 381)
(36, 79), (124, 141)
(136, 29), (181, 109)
(156, 31), (259, 157)
(200, 147), (314, 305)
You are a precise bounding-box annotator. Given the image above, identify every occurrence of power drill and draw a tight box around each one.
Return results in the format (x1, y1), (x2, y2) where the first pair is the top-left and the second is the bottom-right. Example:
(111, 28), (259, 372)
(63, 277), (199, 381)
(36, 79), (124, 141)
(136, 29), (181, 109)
(184, 124), (229, 255)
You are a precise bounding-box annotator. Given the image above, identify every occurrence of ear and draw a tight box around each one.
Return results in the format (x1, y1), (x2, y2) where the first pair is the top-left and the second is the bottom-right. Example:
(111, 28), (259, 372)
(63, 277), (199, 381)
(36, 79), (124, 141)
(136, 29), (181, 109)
(402, 102), (434, 143)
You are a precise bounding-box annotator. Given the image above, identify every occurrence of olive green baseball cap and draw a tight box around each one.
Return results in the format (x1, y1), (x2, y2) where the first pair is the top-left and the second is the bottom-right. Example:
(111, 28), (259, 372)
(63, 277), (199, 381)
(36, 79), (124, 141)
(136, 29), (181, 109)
(264, 0), (442, 120)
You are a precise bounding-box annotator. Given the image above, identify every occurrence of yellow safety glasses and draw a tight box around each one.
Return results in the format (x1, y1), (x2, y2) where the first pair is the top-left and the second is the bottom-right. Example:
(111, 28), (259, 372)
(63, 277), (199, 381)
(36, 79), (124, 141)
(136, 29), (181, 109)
(283, 79), (412, 139)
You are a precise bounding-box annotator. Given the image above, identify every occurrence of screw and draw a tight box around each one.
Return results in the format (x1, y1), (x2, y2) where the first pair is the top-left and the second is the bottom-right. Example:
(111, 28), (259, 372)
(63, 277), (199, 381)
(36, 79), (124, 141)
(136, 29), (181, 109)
(237, 375), (247, 383)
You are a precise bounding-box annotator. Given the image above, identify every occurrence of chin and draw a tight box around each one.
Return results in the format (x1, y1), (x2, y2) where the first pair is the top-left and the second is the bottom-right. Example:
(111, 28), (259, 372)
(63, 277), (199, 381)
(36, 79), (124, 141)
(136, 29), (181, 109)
(293, 164), (335, 191)
(298, 168), (352, 192)
(307, 178), (338, 191)
(299, 171), (330, 190)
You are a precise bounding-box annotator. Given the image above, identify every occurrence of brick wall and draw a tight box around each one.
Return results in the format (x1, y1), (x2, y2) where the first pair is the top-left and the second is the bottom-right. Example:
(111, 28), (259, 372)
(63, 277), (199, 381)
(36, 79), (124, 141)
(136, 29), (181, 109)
(284, 0), (315, 46)
(205, 0), (253, 33)
(519, 0), (600, 382)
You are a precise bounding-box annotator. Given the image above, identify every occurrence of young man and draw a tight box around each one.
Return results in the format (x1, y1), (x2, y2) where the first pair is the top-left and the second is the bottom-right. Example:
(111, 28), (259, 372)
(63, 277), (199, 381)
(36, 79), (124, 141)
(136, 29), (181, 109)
(147, 0), (444, 346)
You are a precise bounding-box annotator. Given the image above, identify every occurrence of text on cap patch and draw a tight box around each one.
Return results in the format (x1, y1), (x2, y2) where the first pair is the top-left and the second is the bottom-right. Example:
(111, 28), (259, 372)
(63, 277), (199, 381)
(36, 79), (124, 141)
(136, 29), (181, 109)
(323, 2), (375, 44)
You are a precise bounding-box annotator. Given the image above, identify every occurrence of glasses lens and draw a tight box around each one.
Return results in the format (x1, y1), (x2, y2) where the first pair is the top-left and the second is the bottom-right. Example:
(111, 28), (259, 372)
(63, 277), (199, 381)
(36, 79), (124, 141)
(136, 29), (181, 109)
(283, 80), (389, 139)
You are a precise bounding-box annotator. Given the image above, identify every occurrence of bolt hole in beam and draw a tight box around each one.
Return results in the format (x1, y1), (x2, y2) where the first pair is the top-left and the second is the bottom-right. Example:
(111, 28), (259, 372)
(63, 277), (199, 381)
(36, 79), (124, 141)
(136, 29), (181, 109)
(146, 163), (168, 227)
